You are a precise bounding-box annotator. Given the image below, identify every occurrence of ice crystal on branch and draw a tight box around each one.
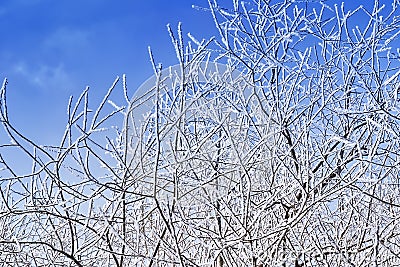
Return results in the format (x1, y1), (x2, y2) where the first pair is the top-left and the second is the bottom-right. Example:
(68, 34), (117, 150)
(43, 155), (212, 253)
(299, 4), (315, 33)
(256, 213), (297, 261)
(1, 0), (400, 266)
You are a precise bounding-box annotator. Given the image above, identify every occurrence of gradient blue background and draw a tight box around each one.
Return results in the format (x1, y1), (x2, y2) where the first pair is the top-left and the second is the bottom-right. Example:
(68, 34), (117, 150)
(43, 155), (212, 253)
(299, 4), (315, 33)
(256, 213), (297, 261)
(0, 0), (377, 146)
(0, 0), (227, 145)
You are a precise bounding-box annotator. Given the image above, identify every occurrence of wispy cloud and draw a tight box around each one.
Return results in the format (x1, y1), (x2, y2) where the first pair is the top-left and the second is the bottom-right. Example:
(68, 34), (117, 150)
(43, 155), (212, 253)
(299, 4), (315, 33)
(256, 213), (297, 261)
(12, 62), (77, 92)
(7, 26), (91, 92)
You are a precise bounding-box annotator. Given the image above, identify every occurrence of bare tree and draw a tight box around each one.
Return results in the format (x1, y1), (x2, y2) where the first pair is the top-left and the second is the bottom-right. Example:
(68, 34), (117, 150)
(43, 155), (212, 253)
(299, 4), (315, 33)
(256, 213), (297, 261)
(1, 0), (400, 266)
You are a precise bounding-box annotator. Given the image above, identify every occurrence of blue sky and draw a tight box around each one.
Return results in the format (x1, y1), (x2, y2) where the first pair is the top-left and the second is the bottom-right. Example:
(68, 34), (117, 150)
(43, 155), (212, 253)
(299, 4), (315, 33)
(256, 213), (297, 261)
(0, 0), (379, 146)
(0, 0), (229, 144)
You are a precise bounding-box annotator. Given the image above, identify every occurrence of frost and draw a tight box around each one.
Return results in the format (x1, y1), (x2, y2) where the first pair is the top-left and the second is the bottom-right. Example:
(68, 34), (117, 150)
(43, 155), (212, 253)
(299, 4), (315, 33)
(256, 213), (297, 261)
(1, 0), (400, 266)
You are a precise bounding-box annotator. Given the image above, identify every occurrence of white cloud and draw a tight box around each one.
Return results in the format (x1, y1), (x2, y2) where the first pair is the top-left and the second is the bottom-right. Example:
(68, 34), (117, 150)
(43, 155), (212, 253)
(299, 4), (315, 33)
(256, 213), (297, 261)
(7, 27), (91, 93)
(13, 62), (76, 92)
